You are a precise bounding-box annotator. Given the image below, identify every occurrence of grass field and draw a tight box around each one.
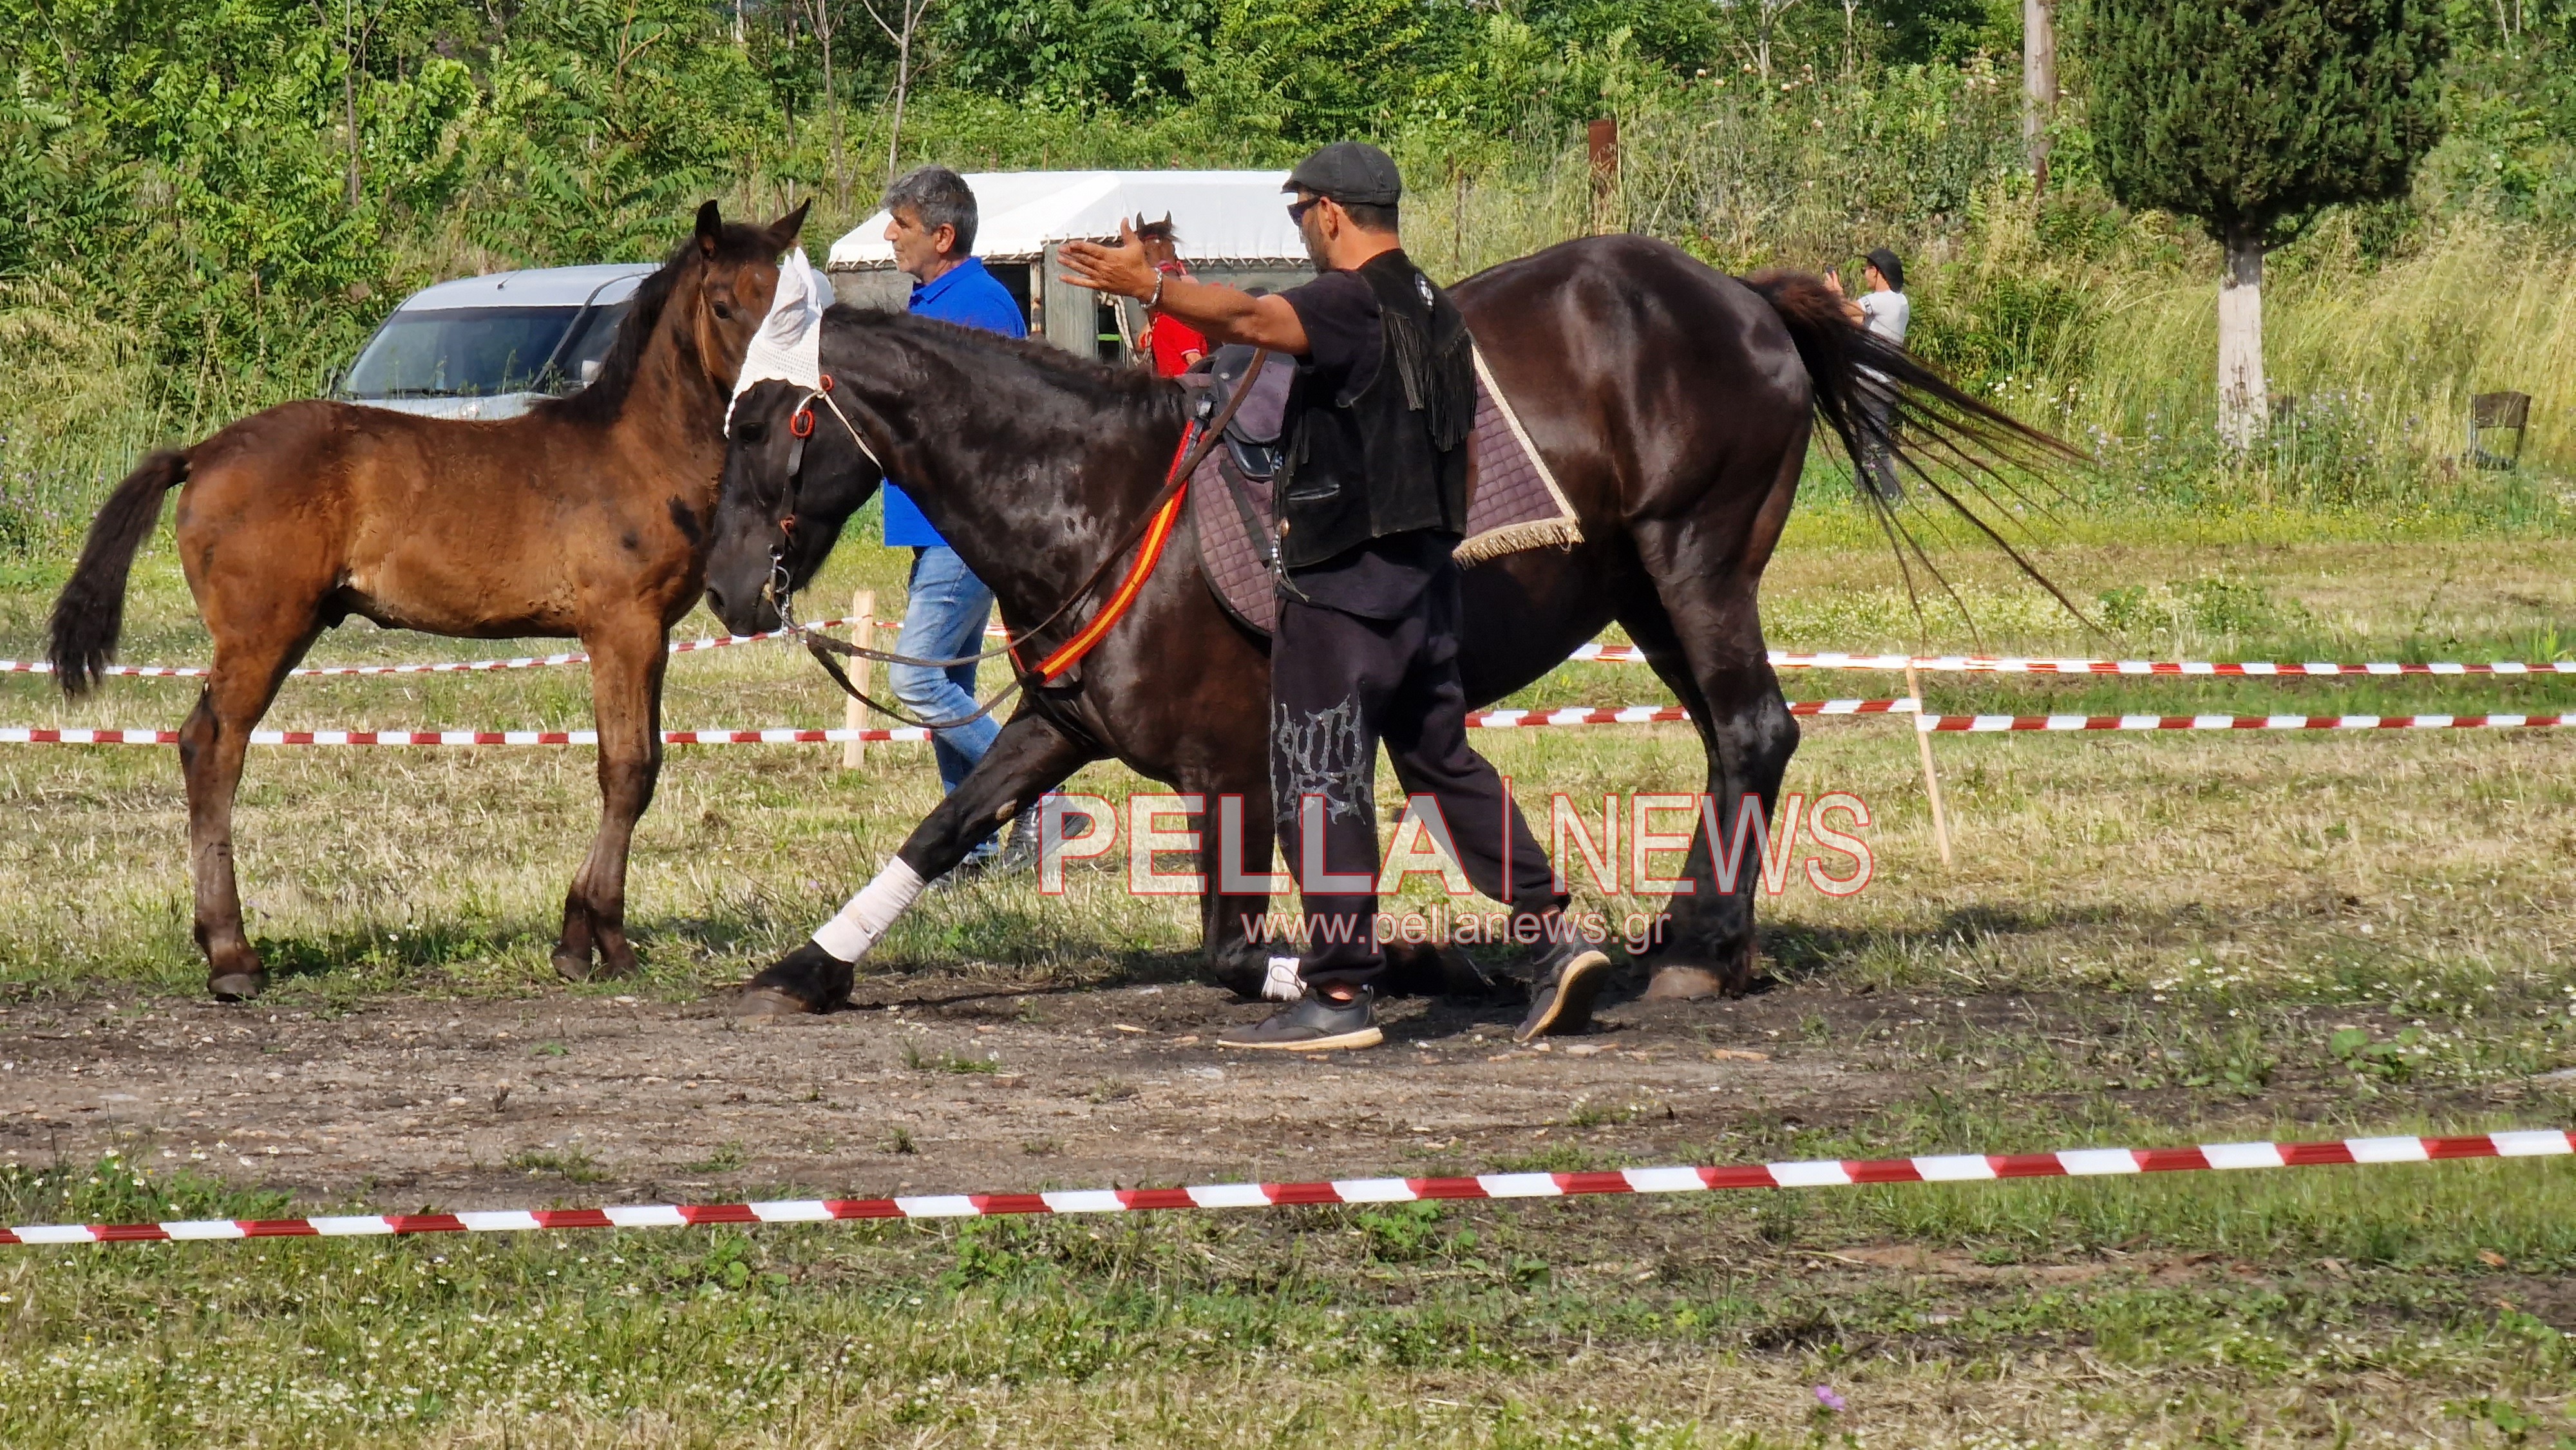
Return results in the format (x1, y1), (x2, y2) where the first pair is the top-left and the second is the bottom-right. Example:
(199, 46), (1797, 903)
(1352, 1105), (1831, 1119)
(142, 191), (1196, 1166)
(1, 485), (2573, 1447)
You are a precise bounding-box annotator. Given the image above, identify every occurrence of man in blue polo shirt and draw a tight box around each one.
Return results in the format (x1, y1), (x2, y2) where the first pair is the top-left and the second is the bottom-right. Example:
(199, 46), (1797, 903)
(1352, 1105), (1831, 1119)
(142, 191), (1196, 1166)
(880, 165), (1028, 871)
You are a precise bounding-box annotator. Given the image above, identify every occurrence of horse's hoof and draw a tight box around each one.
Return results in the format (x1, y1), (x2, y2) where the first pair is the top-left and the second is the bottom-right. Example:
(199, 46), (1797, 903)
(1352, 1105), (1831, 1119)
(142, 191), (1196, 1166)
(1381, 943), (1518, 1001)
(723, 986), (823, 1019)
(551, 951), (600, 983)
(728, 941), (853, 1013)
(1642, 965), (1730, 1001)
(207, 971), (267, 1003)
(1204, 955), (1269, 1001)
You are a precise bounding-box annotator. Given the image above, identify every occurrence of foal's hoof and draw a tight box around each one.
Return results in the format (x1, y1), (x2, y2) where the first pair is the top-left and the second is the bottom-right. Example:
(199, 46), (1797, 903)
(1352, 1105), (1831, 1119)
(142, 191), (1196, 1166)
(552, 950), (633, 983)
(1642, 965), (1730, 1001)
(207, 971), (268, 1003)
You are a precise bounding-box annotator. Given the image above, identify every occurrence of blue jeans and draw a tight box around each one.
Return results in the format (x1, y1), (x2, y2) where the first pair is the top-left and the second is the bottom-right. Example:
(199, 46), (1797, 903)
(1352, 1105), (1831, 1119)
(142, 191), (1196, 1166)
(890, 546), (1001, 797)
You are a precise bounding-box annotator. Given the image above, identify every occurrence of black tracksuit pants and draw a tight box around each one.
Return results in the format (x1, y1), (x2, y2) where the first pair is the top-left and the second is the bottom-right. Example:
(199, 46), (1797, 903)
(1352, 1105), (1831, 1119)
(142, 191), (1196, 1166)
(1269, 560), (1564, 987)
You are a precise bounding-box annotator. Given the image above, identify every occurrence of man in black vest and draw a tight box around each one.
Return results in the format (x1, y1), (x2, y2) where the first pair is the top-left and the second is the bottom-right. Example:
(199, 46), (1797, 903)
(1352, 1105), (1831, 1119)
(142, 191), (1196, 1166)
(1059, 142), (1609, 1051)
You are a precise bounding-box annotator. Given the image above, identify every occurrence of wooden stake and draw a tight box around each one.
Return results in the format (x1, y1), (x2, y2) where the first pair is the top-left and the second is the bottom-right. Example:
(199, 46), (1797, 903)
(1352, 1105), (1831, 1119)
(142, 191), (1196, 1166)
(1908, 663), (1954, 866)
(1587, 117), (1620, 235)
(842, 588), (875, 770)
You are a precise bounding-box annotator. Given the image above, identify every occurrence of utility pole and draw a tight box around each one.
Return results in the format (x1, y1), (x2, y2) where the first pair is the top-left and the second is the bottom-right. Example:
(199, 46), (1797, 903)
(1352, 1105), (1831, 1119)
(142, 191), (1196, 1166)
(2023, 0), (2058, 196)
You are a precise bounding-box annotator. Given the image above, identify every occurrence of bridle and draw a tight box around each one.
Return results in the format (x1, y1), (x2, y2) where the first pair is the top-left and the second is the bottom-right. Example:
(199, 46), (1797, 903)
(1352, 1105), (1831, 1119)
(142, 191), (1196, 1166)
(754, 376), (1009, 733)
(755, 352), (1273, 732)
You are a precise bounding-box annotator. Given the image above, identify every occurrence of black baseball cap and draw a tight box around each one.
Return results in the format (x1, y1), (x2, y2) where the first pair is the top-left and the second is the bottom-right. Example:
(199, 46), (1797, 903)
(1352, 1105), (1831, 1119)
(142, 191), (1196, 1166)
(1283, 142), (1403, 207)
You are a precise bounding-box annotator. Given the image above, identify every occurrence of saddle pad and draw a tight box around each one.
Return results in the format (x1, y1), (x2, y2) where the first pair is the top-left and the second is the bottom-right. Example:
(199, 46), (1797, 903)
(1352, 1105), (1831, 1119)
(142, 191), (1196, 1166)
(1191, 344), (1582, 637)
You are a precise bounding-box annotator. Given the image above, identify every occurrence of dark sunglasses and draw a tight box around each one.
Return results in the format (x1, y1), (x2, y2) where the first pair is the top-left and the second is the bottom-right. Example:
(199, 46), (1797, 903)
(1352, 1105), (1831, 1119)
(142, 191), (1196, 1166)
(1286, 195), (1323, 224)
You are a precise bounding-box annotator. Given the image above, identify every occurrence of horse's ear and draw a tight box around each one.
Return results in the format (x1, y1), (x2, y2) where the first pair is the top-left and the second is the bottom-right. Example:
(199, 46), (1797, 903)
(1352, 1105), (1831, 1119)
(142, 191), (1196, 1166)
(696, 200), (723, 258)
(770, 200), (811, 246)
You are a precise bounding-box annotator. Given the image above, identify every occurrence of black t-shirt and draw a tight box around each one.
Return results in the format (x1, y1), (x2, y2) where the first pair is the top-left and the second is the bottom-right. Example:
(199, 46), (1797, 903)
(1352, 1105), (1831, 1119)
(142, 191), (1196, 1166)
(1281, 268), (1382, 408)
(1275, 259), (1450, 619)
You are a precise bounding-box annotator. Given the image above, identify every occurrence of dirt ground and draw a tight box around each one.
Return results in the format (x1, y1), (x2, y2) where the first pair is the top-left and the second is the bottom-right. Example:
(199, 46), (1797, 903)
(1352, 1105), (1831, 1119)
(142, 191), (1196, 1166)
(0, 973), (1938, 1209)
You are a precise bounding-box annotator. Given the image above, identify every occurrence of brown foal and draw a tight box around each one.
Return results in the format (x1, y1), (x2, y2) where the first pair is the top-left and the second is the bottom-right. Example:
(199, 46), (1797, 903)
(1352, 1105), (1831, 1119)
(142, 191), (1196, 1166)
(47, 201), (806, 1001)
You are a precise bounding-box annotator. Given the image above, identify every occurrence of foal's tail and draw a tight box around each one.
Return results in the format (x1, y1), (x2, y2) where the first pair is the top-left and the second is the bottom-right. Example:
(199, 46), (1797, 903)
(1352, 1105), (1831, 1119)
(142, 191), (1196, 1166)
(48, 449), (189, 696)
(1739, 270), (2092, 628)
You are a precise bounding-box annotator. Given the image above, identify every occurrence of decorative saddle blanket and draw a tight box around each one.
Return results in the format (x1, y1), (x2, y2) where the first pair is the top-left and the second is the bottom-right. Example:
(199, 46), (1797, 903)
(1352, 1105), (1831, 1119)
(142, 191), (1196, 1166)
(1184, 343), (1582, 637)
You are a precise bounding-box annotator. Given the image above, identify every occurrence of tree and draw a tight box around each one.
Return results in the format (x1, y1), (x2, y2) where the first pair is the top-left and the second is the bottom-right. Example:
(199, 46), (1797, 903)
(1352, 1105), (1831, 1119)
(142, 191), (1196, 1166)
(1736, 0), (1802, 84)
(860, 0), (936, 182)
(803, 0), (847, 202)
(938, 0), (1210, 114)
(1202, 0), (1429, 144)
(2091, 0), (2445, 444)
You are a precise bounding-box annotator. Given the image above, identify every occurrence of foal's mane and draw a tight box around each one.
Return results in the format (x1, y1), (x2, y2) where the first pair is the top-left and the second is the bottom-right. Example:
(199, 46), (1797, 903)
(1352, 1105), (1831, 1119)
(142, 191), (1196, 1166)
(538, 221), (784, 428)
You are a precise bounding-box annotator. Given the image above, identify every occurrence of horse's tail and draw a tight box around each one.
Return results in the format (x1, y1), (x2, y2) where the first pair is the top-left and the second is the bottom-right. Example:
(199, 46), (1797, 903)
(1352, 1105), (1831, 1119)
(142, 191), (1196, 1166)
(1739, 270), (2092, 627)
(48, 449), (189, 697)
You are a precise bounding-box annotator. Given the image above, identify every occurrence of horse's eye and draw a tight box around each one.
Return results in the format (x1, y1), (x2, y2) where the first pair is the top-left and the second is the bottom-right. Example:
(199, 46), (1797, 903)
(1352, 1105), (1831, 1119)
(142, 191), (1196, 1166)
(735, 421), (766, 444)
(712, 303), (734, 320)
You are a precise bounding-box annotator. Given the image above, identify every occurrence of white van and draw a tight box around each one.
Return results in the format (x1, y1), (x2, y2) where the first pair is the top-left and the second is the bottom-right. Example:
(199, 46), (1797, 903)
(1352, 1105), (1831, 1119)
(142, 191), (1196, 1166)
(336, 263), (658, 420)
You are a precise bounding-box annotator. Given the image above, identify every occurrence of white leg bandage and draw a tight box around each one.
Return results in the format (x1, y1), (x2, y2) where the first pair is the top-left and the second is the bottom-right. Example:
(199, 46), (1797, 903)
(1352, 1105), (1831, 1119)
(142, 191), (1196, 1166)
(811, 859), (927, 963)
(1262, 956), (1305, 1002)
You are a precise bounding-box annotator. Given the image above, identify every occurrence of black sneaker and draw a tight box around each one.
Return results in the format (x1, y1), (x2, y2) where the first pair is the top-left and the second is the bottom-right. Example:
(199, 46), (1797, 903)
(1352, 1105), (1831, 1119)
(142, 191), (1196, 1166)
(1515, 938), (1610, 1042)
(990, 798), (1095, 878)
(1217, 986), (1383, 1051)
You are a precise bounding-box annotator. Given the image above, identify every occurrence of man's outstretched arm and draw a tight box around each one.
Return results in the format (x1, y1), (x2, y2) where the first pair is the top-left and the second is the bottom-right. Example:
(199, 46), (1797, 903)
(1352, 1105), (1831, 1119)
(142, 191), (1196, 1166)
(1059, 222), (1309, 355)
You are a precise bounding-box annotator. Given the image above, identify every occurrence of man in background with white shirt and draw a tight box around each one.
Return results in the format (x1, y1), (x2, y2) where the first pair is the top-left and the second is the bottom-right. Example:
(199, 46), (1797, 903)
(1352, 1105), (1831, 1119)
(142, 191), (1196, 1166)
(1825, 247), (1909, 502)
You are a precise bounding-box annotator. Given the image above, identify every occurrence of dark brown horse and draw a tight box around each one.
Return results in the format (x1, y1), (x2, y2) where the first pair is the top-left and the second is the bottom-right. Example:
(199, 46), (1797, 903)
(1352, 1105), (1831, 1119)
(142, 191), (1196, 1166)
(48, 202), (808, 1002)
(701, 235), (2059, 1013)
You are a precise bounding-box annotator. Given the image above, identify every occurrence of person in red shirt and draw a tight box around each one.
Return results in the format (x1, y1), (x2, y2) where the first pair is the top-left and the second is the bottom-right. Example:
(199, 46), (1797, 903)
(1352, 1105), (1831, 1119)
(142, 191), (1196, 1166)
(1135, 216), (1208, 376)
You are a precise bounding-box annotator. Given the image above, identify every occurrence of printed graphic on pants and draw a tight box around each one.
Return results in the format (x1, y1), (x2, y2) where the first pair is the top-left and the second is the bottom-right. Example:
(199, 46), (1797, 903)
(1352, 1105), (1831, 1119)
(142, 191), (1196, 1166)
(1272, 696), (1370, 826)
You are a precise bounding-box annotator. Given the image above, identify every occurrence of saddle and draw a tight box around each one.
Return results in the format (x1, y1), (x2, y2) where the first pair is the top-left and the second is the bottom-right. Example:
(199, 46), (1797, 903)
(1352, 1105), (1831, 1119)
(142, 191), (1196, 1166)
(1180, 341), (1584, 638)
(1179, 347), (1295, 634)
(1209, 344), (1296, 483)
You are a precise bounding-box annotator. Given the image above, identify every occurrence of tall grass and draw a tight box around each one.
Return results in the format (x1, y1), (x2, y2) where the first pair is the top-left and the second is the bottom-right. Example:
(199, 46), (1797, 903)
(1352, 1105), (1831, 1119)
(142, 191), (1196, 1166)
(1911, 196), (2576, 482)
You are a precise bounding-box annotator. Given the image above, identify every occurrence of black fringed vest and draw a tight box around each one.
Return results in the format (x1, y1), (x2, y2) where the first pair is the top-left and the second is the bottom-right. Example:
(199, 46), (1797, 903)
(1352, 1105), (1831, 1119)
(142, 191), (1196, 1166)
(1274, 250), (1477, 571)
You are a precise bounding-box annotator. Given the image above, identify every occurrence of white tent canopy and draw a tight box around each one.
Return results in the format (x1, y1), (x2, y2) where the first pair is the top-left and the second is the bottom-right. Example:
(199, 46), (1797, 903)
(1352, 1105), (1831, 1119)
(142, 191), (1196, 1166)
(829, 171), (1306, 268)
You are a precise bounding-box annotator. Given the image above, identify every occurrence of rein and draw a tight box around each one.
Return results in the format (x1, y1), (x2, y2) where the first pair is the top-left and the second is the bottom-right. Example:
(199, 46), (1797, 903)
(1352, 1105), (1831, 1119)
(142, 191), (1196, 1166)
(762, 350), (1271, 731)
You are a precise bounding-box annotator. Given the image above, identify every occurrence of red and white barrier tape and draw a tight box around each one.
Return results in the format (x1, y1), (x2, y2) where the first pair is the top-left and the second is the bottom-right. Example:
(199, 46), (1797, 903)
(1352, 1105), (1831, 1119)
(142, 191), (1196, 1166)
(1466, 699), (1911, 729)
(1564, 643), (2576, 676)
(0, 619), (860, 680)
(1865, 655), (2576, 677)
(20, 628), (2569, 684)
(0, 727), (927, 746)
(8, 1128), (2564, 1248)
(1917, 711), (2576, 734)
(25, 705), (2575, 746)
(0, 704), (1886, 748)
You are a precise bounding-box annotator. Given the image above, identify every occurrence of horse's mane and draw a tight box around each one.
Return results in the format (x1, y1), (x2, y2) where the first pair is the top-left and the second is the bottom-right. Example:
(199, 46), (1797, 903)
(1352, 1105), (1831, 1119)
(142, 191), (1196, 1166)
(827, 306), (1188, 428)
(538, 221), (782, 428)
